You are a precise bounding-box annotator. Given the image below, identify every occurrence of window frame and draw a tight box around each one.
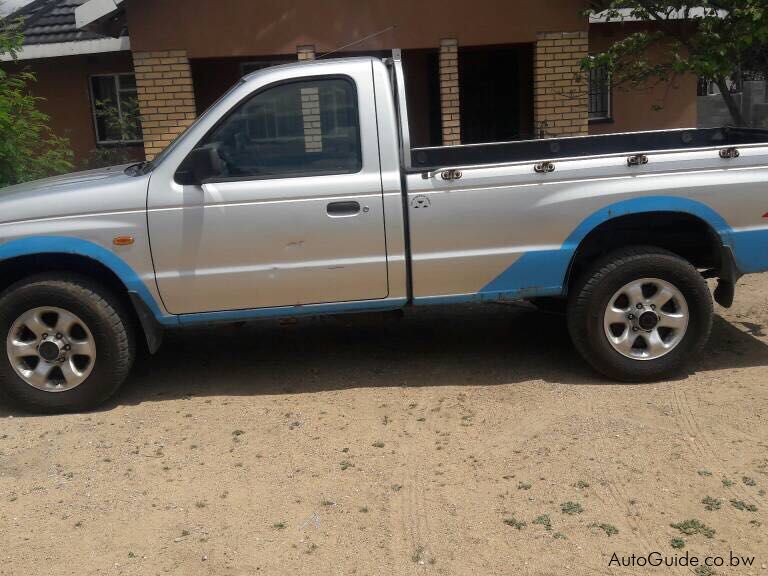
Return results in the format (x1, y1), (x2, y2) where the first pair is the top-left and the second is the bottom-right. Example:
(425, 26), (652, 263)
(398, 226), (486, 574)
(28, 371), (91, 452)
(587, 64), (613, 124)
(175, 74), (364, 185)
(89, 73), (144, 146)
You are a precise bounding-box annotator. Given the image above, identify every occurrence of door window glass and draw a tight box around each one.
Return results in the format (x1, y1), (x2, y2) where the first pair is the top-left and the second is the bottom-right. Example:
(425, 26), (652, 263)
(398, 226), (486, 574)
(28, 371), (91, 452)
(190, 78), (362, 179)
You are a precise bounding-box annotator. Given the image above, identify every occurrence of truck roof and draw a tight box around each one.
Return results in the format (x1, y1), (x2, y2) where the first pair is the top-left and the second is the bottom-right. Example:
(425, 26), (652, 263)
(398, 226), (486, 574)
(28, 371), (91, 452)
(241, 56), (380, 83)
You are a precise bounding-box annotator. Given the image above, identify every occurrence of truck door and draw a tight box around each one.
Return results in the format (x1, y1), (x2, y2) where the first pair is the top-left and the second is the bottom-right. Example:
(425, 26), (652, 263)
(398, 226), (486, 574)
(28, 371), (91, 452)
(148, 68), (388, 314)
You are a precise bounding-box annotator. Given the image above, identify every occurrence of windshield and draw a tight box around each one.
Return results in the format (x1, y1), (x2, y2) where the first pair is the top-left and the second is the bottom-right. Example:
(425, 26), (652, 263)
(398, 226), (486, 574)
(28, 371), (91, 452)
(144, 79), (246, 171)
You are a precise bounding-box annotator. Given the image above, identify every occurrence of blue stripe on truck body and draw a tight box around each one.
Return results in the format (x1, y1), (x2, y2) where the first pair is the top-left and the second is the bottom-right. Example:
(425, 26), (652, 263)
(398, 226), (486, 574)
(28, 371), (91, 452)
(3, 197), (767, 323)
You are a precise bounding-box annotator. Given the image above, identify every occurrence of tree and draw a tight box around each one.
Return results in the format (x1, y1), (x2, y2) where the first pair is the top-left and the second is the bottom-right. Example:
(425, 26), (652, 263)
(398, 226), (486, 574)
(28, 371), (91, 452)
(583, 1), (768, 126)
(0, 15), (73, 188)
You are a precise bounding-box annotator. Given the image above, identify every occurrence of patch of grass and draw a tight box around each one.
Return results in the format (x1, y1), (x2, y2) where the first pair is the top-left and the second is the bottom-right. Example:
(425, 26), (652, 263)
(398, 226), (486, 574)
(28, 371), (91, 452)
(195, 500), (207, 509)
(748, 519), (761, 528)
(742, 476), (757, 486)
(391, 484), (403, 492)
(572, 480), (590, 489)
(232, 430), (245, 437)
(670, 519), (715, 538)
(553, 532), (567, 540)
(305, 543), (318, 554)
(503, 515), (526, 530)
(411, 545), (426, 563)
(730, 499), (758, 512)
(560, 501), (583, 515)
(589, 522), (618, 536)
(702, 496), (721, 511)
(272, 522), (286, 530)
(532, 514), (552, 531)
(372, 441), (385, 448)
(722, 478), (734, 487)
(694, 566), (715, 576)
(670, 538), (685, 549)
(697, 469), (712, 477)
(517, 482), (532, 490)
(320, 499), (335, 507)
(339, 460), (353, 471)
(359, 506), (369, 513)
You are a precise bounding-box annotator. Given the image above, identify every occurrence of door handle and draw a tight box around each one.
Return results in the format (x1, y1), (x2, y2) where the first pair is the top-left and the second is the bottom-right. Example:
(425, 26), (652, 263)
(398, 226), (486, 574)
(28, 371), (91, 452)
(327, 201), (361, 217)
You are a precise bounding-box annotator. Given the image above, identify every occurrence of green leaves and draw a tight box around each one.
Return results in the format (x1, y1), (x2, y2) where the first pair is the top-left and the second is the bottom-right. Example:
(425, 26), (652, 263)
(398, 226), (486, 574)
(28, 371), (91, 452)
(583, 0), (768, 126)
(0, 19), (73, 188)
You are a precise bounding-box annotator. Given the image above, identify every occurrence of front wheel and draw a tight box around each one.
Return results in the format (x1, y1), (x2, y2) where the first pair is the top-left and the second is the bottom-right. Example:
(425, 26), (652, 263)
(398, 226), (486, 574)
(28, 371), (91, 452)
(0, 275), (135, 413)
(568, 246), (713, 382)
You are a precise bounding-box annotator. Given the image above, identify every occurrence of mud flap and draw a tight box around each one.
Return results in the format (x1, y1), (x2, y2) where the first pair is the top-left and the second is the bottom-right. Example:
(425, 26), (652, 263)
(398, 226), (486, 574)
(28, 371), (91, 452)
(714, 246), (741, 309)
(128, 292), (164, 354)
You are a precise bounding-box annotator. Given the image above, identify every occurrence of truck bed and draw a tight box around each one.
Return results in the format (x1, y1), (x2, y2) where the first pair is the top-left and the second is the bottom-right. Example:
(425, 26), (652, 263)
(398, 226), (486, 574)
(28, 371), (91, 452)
(410, 126), (768, 171)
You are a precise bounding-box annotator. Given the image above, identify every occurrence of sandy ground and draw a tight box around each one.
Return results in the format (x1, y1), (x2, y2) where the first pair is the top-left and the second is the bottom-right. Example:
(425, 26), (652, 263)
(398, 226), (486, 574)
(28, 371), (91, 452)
(1, 276), (767, 576)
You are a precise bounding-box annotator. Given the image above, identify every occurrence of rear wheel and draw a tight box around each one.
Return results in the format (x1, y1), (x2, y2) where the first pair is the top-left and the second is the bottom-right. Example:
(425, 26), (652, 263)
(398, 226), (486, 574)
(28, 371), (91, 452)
(568, 246), (712, 382)
(0, 275), (134, 413)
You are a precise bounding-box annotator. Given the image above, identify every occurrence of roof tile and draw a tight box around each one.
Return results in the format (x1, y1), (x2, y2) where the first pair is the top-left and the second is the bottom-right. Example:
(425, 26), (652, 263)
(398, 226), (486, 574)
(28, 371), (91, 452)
(8, 0), (121, 45)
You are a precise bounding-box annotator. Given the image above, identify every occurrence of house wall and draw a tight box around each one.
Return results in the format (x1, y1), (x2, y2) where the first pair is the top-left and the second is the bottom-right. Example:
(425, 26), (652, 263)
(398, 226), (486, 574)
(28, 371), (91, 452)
(125, 0), (591, 151)
(125, 0), (588, 57)
(698, 82), (768, 129)
(589, 23), (698, 135)
(3, 51), (144, 166)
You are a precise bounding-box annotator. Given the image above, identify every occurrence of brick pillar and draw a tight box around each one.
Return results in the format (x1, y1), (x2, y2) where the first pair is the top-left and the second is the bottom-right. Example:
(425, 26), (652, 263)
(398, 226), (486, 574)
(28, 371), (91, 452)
(534, 32), (589, 138)
(297, 45), (316, 61)
(133, 50), (197, 160)
(439, 38), (461, 146)
(300, 86), (322, 153)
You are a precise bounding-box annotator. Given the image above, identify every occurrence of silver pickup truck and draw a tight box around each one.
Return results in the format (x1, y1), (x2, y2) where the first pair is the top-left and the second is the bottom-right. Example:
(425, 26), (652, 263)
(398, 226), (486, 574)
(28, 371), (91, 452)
(1, 53), (767, 413)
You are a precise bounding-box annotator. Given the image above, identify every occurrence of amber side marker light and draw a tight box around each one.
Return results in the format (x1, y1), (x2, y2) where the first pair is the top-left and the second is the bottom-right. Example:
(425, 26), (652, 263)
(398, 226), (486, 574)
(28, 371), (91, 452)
(113, 236), (135, 246)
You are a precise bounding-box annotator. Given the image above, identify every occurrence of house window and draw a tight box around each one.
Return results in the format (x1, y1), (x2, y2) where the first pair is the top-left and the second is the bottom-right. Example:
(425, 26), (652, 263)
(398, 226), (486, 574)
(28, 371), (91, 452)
(90, 74), (143, 144)
(588, 65), (611, 121)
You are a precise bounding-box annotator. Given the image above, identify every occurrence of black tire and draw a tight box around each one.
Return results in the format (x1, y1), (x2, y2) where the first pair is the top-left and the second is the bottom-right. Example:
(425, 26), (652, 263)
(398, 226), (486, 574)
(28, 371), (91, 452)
(0, 275), (135, 413)
(568, 246), (713, 382)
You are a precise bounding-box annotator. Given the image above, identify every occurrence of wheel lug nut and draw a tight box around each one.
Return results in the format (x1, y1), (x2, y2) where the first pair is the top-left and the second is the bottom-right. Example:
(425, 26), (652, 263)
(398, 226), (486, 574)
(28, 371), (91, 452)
(42, 333), (48, 339)
(64, 345), (71, 351)
(56, 333), (63, 340)
(636, 303), (644, 309)
(650, 305), (656, 310)
(628, 314), (635, 320)
(632, 327), (639, 332)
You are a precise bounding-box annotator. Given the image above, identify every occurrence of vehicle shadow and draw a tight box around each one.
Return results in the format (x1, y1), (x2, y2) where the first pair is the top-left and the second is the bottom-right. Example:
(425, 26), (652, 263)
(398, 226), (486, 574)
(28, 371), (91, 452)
(115, 303), (768, 406)
(1, 303), (767, 416)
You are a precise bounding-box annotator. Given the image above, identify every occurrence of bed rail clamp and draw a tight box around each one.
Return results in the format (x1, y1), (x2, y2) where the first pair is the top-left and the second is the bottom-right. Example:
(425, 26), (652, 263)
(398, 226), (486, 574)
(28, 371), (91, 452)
(422, 168), (463, 181)
(534, 161), (556, 174)
(627, 154), (649, 167)
(719, 147), (740, 159)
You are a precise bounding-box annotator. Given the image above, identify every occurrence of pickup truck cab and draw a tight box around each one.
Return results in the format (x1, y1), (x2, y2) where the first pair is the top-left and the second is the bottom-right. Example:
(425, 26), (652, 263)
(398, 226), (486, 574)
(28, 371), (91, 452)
(2, 53), (768, 412)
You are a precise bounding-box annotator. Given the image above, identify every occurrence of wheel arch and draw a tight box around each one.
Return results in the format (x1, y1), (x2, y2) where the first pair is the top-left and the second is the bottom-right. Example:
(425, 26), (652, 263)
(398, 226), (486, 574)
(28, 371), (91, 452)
(563, 197), (735, 304)
(0, 237), (167, 352)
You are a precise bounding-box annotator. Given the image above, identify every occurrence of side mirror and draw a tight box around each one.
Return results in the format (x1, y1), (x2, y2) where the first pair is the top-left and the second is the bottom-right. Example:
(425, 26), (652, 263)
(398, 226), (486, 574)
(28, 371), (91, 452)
(175, 146), (224, 186)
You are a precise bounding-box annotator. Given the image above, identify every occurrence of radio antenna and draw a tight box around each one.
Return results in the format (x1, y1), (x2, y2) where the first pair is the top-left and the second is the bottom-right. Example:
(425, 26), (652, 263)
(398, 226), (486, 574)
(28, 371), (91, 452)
(317, 25), (397, 59)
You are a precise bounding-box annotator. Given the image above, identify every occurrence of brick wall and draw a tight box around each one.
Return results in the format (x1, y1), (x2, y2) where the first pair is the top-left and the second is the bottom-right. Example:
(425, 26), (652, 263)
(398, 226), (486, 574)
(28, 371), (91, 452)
(133, 50), (197, 160)
(439, 38), (461, 146)
(534, 32), (588, 138)
(297, 45), (316, 61)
